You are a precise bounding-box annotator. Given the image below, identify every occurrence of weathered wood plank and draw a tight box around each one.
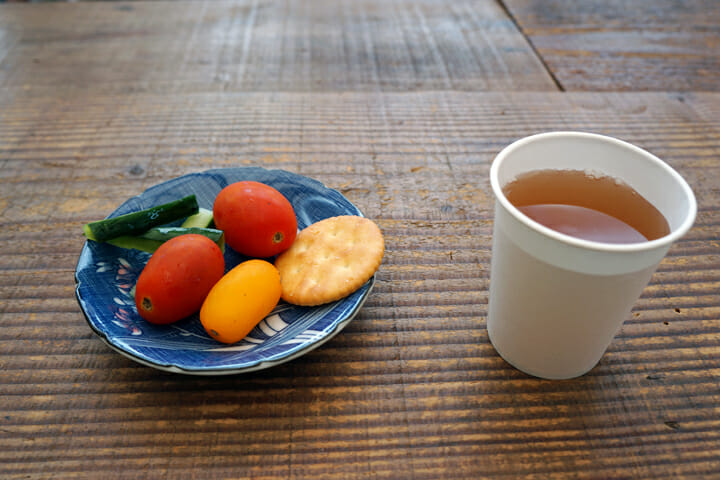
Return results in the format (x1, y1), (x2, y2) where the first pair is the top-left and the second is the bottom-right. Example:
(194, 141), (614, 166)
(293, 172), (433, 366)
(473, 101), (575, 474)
(503, 0), (720, 91)
(1, 88), (719, 478)
(0, 0), (556, 93)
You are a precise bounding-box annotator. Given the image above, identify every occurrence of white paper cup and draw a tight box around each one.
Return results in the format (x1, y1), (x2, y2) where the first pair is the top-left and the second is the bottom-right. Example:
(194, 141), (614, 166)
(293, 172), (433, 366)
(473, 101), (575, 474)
(488, 132), (696, 379)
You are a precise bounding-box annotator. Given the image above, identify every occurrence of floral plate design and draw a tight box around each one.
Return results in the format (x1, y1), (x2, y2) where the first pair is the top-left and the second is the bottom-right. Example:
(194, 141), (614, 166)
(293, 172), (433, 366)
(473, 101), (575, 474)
(74, 167), (374, 375)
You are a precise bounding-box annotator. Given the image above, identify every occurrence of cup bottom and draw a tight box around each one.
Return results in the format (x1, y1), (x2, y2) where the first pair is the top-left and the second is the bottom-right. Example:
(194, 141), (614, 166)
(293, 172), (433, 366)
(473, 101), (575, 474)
(487, 326), (597, 380)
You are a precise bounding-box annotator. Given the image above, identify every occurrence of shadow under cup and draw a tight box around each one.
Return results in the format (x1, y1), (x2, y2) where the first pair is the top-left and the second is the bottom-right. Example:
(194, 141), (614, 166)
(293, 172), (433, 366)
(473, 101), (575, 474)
(487, 132), (697, 380)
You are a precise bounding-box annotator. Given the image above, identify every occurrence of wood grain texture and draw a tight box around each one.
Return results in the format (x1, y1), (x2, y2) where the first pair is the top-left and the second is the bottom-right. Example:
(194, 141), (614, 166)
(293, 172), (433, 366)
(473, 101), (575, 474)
(1, 0), (720, 478)
(2, 87), (719, 479)
(503, 0), (720, 91)
(0, 0), (556, 93)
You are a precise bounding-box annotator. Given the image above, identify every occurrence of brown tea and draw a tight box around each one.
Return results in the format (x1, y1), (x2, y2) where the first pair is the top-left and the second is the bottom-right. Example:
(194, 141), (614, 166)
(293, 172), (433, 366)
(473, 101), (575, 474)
(502, 169), (670, 243)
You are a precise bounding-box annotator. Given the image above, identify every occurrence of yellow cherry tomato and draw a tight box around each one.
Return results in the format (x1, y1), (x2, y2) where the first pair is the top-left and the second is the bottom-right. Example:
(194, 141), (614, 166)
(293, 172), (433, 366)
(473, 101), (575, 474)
(200, 259), (281, 344)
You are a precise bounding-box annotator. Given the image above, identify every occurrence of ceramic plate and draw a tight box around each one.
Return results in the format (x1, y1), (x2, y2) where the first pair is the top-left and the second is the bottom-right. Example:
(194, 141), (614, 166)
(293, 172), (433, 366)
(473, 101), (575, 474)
(75, 167), (374, 375)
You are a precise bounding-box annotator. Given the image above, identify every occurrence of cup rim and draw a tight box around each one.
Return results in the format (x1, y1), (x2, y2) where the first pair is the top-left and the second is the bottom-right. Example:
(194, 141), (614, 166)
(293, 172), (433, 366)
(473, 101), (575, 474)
(490, 131), (697, 254)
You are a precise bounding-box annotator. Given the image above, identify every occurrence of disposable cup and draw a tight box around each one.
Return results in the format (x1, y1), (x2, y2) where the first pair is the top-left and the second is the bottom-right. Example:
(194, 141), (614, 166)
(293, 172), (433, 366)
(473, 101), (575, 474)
(487, 131), (696, 379)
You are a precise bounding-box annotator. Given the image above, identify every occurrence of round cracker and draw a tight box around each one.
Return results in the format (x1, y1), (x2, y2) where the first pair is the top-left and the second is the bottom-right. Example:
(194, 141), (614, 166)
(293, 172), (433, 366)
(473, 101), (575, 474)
(275, 215), (384, 306)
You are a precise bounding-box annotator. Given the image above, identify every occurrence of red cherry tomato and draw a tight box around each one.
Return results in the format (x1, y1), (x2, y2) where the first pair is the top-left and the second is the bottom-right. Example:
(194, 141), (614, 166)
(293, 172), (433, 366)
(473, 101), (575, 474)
(135, 234), (225, 324)
(213, 181), (297, 257)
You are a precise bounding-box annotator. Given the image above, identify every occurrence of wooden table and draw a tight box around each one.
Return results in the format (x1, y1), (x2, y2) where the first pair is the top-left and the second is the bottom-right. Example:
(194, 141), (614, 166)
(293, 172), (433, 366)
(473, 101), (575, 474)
(2, 1), (719, 478)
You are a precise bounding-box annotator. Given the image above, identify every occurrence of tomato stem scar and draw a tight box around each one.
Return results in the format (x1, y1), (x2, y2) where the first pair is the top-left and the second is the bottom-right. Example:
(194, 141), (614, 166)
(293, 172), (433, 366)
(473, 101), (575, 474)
(141, 297), (153, 311)
(272, 232), (284, 244)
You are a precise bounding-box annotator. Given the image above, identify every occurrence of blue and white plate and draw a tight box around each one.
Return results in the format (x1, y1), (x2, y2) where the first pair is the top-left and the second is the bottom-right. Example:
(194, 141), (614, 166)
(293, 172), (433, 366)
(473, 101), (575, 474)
(75, 167), (374, 375)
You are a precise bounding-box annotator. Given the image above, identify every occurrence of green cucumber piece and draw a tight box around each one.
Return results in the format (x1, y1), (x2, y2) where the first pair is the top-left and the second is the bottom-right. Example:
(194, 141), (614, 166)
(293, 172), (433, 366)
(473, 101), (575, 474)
(106, 236), (163, 253)
(180, 208), (214, 228)
(141, 227), (223, 244)
(107, 227), (225, 253)
(83, 194), (199, 243)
